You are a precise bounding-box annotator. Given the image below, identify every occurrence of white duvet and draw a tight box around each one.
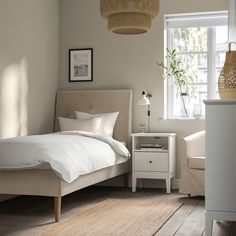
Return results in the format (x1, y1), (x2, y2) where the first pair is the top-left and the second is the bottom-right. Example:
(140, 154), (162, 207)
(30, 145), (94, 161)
(0, 131), (130, 183)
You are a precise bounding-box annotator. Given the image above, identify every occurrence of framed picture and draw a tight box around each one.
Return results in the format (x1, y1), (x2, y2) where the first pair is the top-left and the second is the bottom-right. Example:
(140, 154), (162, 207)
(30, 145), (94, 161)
(69, 48), (93, 82)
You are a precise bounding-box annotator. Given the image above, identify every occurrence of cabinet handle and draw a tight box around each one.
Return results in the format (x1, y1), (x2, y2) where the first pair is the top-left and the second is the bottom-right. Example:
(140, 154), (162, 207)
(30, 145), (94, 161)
(149, 160), (152, 164)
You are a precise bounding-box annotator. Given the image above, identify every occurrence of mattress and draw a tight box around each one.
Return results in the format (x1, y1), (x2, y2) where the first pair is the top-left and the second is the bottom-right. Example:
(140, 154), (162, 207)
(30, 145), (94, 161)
(0, 132), (130, 183)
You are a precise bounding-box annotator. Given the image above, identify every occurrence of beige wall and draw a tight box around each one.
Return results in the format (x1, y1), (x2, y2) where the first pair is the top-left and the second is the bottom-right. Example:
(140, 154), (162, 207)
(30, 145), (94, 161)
(0, 0), (59, 138)
(0, 0), (227, 180)
(59, 0), (227, 178)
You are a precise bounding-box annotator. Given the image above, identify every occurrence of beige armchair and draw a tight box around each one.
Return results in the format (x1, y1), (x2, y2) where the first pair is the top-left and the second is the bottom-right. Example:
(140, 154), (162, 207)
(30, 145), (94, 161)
(179, 131), (205, 196)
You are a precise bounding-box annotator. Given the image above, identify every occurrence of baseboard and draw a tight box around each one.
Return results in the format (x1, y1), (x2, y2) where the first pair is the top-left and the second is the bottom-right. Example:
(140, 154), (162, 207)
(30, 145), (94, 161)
(174, 179), (180, 189)
(99, 175), (180, 190)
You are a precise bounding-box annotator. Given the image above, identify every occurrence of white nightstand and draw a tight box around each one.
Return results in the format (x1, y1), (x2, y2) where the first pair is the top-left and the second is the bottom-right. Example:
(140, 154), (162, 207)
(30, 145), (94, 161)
(131, 133), (176, 193)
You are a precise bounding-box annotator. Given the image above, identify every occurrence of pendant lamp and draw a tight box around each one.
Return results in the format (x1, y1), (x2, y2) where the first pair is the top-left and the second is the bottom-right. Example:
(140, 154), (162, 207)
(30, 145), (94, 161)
(100, 0), (159, 35)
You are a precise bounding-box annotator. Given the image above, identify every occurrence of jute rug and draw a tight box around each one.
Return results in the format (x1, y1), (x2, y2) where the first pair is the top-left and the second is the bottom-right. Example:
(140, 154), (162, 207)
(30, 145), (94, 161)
(41, 194), (183, 236)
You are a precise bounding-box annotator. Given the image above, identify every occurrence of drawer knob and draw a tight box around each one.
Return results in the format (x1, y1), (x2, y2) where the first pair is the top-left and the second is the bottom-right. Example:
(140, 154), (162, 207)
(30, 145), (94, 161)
(149, 160), (152, 164)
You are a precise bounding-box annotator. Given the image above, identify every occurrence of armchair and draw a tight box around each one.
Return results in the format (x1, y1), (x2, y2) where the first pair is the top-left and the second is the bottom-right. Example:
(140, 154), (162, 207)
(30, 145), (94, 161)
(179, 131), (205, 196)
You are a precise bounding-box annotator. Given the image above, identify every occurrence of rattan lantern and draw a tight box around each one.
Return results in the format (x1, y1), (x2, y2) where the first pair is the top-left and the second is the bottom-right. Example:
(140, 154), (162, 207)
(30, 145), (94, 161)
(218, 42), (236, 99)
(100, 0), (159, 35)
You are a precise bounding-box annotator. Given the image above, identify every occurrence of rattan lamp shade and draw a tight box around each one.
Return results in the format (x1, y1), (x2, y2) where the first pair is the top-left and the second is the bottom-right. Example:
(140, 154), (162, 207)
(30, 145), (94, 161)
(100, 0), (159, 35)
(218, 42), (236, 99)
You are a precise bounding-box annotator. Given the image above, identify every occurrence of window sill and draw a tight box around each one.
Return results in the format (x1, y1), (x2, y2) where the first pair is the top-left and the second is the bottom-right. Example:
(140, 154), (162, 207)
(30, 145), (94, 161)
(159, 117), (205, 122)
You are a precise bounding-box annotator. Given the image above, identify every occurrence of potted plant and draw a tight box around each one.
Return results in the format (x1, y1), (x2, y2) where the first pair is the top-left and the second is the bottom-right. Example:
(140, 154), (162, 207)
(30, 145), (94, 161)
(158, 49), (194, 117)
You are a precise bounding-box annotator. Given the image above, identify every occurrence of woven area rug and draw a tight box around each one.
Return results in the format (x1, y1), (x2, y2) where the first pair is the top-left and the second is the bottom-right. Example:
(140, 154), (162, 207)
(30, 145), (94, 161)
(41, 194), (183, 236)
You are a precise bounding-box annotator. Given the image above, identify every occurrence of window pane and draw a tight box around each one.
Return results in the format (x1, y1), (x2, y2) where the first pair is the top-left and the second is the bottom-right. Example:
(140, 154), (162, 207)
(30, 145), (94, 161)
(216, 26), (228, 51)
(216, 52), (226, 83)
(215, 82), (220, 99)
(177, 53), (207, 83)
(171, 84), (207, 117)
(216, 52), (226, 68)
(166, 12), (228, 119)
(191, 85), (207, 117)
(215, 26), (227, 99)
(173, 27), (207, 53)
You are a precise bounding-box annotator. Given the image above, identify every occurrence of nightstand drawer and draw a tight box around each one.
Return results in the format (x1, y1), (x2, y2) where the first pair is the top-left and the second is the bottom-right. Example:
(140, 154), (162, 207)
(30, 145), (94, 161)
(134, 152), (168, 172)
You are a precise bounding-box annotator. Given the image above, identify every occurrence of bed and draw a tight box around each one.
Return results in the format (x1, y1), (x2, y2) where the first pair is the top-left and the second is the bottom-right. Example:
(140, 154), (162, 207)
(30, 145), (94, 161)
(0, 89), (132, 222)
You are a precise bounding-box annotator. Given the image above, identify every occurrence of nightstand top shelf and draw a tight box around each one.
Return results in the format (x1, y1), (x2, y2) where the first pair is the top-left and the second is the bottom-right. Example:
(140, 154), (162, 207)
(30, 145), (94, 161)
(131, 132), (176, 137)
(134, 149), (168, 153)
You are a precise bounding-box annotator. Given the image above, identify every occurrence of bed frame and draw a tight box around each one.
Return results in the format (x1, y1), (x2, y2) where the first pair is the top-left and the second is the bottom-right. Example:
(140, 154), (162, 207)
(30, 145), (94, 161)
(0, 89), (132, 222)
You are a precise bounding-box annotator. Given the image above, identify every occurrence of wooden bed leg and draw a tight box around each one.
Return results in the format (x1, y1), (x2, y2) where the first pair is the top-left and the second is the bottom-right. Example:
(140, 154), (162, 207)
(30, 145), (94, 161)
(54, 196), (61, 222)
(124, 173), (129, 188)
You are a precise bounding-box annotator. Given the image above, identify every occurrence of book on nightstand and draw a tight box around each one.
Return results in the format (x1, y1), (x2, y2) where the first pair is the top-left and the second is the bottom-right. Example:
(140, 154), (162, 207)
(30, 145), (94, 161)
(140, 144), (167, 152)
(140, 147), (167, 152)
(140, 143), (162, 148)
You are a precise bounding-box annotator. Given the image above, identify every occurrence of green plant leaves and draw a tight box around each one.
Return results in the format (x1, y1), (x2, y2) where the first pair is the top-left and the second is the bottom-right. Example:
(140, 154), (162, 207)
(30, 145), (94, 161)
(158, 48), (195, 94)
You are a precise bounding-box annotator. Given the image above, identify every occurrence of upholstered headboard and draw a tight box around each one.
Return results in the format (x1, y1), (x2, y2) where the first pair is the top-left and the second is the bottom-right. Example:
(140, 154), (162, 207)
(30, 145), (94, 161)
(54, 89), (132, 147)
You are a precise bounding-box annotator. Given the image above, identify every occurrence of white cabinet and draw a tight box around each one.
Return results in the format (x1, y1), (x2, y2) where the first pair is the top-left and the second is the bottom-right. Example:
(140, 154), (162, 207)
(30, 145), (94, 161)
(204, 100), (236, 236)
(131, 133), (176, 193)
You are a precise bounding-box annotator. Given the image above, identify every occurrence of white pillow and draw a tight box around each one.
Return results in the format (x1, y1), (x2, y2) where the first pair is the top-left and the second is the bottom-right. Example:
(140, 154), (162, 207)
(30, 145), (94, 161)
(75, 111), (119, 137)
(59, 117), (102, 133)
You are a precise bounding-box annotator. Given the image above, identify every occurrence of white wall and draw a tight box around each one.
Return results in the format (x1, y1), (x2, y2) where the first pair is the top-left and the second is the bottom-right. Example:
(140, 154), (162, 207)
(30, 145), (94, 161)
(0, 0), (59, 137)
(59, 0), (227, 178)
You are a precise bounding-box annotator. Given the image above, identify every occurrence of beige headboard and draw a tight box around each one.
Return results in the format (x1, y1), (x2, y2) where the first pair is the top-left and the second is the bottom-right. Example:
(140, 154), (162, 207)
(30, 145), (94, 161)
(54, 89), (132, 147)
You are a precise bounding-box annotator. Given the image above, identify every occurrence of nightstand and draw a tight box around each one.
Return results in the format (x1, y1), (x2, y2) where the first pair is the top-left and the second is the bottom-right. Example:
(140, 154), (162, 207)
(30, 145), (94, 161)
(131, 133), (176, 193)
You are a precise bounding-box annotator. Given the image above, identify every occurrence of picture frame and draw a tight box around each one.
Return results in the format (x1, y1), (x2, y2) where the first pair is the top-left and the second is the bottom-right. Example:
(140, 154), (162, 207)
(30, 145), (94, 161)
(69, 48), (93, 82)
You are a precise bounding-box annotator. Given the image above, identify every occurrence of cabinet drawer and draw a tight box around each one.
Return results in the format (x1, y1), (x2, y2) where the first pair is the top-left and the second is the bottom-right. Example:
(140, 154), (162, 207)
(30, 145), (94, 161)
(134, 152), (168, 172)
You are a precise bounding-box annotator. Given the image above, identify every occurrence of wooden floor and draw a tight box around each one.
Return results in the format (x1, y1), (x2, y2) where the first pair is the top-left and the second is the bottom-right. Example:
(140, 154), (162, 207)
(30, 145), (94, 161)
(0, 187), (235, 236)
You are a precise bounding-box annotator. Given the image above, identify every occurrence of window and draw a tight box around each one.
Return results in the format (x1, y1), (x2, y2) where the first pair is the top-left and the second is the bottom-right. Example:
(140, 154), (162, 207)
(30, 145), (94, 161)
(164, 12), (228, 119)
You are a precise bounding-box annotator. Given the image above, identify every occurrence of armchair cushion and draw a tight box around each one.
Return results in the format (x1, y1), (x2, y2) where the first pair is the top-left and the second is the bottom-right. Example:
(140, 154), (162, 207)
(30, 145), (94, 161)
(188, 156), (205, 170)
(184, 131), (205, 157)
(180, 130), (205, 196)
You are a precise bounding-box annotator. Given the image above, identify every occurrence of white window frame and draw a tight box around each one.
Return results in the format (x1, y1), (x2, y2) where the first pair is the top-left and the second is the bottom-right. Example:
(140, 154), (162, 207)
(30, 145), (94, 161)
(164, 11), (228, 119)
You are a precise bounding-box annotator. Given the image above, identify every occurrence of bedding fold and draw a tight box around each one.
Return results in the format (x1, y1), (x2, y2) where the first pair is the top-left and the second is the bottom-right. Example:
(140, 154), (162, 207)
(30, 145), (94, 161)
(0, 132), (130, 183)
